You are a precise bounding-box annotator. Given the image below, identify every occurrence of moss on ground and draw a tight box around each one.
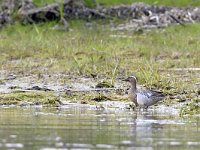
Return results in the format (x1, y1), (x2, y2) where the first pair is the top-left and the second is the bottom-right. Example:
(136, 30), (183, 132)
(0, 91), (60, 106)
(0, 90), (128, 106)
(180, 102), (200, 116)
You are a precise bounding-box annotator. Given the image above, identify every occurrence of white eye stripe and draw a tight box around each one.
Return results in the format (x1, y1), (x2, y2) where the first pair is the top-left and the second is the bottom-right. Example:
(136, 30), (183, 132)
(130, 76), (137, 81)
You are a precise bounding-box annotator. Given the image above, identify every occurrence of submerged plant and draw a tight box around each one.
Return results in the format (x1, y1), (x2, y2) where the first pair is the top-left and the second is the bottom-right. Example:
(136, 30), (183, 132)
(95, 81), (114, 88)
(180, 102), (200, 116)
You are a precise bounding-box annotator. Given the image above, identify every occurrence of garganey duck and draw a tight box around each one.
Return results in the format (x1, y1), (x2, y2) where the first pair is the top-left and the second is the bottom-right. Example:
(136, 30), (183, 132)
(124, 75), (165, 109)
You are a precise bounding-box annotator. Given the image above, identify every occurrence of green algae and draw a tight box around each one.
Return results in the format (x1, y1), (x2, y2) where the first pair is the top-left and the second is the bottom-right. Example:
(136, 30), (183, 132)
(0, 91), (60, 106)
(0, 80), (5, 85)
(95, 81), (114, 88)
(180, 102), (200, 116)
(64, 90), (127, 104)
(0, 88), (128, 106)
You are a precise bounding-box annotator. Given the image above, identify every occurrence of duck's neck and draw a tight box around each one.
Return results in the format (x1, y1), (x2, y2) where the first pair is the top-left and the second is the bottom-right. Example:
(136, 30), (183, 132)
(130, 82), (137, 93)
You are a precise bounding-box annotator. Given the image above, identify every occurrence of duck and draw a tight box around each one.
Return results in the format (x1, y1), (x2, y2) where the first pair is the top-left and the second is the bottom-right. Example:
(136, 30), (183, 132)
(123, 75), (165, 109)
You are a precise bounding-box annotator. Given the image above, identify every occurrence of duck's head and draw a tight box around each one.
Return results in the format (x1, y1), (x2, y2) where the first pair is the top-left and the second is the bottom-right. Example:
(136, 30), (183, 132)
(123, 75), (137, 83)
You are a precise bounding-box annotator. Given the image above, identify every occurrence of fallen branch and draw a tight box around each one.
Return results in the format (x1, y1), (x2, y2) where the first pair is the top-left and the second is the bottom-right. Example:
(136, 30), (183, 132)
(169, 14), (185, 26)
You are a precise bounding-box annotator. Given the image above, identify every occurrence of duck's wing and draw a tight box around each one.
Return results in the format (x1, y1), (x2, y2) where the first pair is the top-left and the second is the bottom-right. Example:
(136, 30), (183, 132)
(150, 90), (165, 97)
(138, 90), (153, 98)
(148, 90), (165, 101)
(139, 89), (165, 100)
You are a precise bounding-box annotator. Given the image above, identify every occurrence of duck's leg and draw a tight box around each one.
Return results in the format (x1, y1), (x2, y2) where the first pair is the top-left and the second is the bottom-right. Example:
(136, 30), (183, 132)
(138, 106), (148, 112)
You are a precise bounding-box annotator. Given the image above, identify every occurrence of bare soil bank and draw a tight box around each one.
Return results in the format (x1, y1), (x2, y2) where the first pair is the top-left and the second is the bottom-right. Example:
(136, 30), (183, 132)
(1, 0), (200, 30)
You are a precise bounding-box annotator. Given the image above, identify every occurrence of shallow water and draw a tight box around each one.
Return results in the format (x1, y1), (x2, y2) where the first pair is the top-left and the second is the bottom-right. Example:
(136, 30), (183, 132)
(0, 106), (199, 150)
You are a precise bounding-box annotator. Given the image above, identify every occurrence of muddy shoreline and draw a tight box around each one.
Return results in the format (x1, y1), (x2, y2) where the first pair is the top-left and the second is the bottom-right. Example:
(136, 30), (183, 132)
(0, 99), (185, 116)
(0, 71), (196, 116)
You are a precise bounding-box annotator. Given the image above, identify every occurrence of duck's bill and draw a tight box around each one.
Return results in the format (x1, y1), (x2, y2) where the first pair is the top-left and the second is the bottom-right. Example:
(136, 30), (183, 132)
(122, 78), (129, 81)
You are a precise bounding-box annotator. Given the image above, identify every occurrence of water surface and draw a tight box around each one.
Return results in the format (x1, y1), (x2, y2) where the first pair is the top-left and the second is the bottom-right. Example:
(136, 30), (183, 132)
(0, 106), (199, 150)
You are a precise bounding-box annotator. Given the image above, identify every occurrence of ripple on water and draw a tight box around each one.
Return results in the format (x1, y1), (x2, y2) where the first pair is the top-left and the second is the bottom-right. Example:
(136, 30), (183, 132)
(96, 144), (117, 149)
(65, 143), (94, 148)
(0, 107), (199, 150)
(41, 143), (94, 150)
(187, 142), (200, 146)
(169, 141), (182, 146)
(41, 148), (67, 150)
(9, 135), (17, 138)
(55, 142), (64, 147)
(4, 143), (24, 148)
